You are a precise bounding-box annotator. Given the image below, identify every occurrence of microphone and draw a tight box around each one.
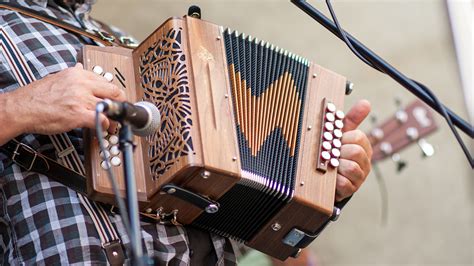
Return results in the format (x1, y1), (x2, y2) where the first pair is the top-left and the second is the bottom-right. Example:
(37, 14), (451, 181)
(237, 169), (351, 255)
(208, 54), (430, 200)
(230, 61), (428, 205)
(98, 99), (161, 137)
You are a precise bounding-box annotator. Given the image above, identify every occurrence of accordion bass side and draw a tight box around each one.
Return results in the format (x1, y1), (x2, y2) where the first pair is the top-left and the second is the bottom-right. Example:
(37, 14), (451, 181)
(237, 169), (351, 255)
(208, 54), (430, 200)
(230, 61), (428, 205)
(82, 16), (347, 260)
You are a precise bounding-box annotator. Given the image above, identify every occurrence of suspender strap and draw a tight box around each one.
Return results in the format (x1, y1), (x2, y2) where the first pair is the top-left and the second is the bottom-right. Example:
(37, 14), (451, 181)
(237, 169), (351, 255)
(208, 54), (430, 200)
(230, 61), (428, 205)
(49, 133), (126, 266)
(0, 11), (126, 263)
(0, 140), (126, 264)
(0, 2), (123, 47)
(78, 194), (126, 265)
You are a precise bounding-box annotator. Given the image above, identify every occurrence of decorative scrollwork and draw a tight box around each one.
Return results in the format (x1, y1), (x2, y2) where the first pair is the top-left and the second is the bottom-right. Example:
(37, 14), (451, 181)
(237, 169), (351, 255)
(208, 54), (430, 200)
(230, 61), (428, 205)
(139, 27), (193, 179)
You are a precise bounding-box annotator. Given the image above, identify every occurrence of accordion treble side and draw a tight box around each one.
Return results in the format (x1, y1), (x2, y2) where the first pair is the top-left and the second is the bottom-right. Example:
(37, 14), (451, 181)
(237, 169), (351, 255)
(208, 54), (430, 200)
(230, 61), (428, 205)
(82, 16), (346, 260)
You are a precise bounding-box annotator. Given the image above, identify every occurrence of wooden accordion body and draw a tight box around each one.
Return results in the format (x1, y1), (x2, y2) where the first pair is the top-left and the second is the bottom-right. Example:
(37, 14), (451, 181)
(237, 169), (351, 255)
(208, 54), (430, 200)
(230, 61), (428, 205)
(82, 16), (346, 260)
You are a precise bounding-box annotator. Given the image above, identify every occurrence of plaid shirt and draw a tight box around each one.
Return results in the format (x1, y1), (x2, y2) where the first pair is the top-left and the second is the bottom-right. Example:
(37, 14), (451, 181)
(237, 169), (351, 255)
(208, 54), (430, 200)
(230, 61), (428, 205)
(0, 0), (236, 265)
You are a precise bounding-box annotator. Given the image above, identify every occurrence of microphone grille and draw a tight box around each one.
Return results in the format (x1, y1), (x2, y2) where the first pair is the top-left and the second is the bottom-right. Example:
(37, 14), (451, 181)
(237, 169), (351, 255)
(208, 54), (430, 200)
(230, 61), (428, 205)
(132, 101), (161, 137)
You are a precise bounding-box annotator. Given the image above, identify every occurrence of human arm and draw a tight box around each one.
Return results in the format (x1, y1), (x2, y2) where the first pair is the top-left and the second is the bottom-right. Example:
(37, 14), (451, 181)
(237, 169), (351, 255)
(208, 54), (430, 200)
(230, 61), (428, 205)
(0, 63), (126, 146)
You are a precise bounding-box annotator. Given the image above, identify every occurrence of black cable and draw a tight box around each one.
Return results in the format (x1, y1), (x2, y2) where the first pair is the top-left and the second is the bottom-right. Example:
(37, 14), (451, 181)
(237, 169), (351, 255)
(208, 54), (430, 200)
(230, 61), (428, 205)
(95, 104), (134, 257)
(325, 0), (382, 72)
(325, 0), (473, 168)
(292, 0), (473, 136)
(412, 80), (473, 167)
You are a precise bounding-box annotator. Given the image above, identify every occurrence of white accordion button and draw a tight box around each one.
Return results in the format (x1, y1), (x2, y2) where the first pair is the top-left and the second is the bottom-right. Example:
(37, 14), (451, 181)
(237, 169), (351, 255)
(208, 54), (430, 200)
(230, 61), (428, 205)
(326, 102), (336, 113)
(333, 139), (342, 149)
(109, 135), (119, 145)
(104, 72), (114, 82)
(111, 156), (121, 166)
(324, 122), (334, 131)
(102, 131), (108, 137)
(321, 151), (331, 160)
(335, 110), (345, 120)
(330, 158), (340, 167)
(325, 112), (335, 122)
(100, 160), (110, 170)
(110, 145), (120, 156)
(333, 129), (343, 139)
(323, 132), (333, 141)
(102, 139), (110, 148)
(100, 150), (110, 159)
(92, 65), (104, 75)
(322, 141), (332, 150)
(331, 148), (341, 158)
(334, 120), (344, 129)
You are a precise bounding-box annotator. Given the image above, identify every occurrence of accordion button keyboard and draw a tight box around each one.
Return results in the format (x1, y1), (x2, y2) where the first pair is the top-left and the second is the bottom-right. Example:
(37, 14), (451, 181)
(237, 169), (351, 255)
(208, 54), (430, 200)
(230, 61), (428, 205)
(92, 65), (104, 75)
(324, 122), (334, 131)
(317, 101), (345, 172)
(321, 151), (331, 161)
(102, 139), (110, 148)
(325, 113), (335, 122)
(331, 148), (341, 158)
(100, 160), (110, 170)
(100, 150), (110, 159)
(326, 102), (337, 113)
(109, 135), (119, 145)
(323, 132), (333, 141)
(110, 145), (120, 156)
(335, 110), (345, 120)
(104, 72), (114, 82)
(322, 141), (332, 150)
(111, 156), (121, 166)
(330, 158), (340, 168)
(332, 139), (342, 149)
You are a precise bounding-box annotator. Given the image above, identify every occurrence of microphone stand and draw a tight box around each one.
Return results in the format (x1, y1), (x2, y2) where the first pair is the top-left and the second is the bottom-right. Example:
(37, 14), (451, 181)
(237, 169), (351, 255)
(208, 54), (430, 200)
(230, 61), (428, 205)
(291, 0), (473, 138)
(118, 124), (145, 266)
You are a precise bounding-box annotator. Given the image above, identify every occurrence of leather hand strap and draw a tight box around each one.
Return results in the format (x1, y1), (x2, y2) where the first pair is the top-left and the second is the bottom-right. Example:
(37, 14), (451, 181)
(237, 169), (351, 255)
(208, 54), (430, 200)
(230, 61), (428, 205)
(161, 184), (220, 214)
(0, 2), (124, 47)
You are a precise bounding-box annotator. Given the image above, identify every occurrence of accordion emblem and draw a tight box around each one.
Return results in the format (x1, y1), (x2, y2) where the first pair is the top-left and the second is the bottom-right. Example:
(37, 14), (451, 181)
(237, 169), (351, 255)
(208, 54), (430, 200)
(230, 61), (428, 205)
(82, 16), (348, 260)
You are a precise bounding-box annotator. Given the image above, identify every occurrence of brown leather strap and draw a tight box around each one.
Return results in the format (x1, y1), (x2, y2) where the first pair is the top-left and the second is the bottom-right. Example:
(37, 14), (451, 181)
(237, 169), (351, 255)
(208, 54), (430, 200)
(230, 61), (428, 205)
(0, 139), (88, 194)
(0, 2), (124, 47)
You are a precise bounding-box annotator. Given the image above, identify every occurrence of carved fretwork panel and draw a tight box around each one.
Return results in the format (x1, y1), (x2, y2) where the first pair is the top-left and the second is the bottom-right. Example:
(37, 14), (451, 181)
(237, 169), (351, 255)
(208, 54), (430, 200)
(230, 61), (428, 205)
(138, 27), (194, 179)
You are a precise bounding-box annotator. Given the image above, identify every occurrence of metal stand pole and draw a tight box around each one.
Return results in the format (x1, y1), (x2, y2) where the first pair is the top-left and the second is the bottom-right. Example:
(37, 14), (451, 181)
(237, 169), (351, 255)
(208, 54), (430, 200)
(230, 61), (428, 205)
(119, 124), (144, 266)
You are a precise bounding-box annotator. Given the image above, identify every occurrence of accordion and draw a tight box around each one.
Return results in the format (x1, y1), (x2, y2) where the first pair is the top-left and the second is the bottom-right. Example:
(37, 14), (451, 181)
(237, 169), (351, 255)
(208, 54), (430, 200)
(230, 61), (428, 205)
(82, 16), (348, 260)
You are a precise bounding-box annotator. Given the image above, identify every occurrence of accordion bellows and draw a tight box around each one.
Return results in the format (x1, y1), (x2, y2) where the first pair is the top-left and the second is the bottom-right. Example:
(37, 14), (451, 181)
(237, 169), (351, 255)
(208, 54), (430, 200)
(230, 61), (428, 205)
(82, 16), (346, 260)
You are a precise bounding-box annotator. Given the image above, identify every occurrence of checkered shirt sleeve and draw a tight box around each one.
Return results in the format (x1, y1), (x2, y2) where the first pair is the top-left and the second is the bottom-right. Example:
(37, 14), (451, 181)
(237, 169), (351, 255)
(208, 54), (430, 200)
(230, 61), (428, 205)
(0, 1), (236, 265)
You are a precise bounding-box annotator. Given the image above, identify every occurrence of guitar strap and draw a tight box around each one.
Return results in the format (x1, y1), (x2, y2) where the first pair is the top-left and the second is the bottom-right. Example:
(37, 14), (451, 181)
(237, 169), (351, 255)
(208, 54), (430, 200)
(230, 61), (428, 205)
(0, 3), (128, 264)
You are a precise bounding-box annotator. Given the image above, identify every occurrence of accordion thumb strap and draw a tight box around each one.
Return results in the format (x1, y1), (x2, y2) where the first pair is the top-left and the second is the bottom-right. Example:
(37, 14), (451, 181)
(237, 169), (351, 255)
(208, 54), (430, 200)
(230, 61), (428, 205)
(0, 2), (124, 47)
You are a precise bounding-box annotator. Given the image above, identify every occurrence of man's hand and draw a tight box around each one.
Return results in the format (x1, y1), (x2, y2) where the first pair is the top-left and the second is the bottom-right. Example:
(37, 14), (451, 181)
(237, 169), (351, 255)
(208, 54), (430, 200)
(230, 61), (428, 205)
(335, 100), (373, 202)
(0, 63), (125, 144)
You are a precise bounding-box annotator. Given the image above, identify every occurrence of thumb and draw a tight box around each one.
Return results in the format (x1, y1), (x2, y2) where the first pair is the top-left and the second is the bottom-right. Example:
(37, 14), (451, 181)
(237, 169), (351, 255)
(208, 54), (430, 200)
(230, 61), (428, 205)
(342, 99), (371, 132)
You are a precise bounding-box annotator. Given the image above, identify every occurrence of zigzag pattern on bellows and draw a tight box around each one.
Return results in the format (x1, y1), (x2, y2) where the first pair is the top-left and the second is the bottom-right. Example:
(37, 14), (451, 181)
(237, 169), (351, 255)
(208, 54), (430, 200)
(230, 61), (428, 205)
(192, 28), (310, 242)
(229, 65), (302, 157)
(223, 28), (310, 183)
